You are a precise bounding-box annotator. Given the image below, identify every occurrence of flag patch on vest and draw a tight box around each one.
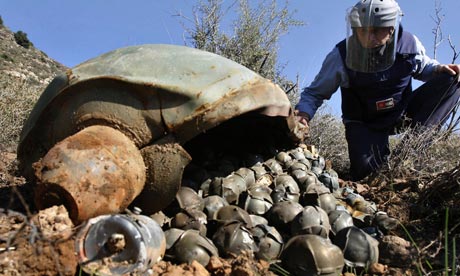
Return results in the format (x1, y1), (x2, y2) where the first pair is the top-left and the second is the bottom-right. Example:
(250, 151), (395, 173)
(376, 98), (394, 111)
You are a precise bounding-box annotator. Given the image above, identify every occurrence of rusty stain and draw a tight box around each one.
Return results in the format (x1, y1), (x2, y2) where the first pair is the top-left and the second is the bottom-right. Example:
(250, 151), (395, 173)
(34, 125), (146, 223)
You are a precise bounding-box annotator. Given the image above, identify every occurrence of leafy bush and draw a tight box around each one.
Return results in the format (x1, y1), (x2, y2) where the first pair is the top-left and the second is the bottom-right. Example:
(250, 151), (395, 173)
(182, 0), (303, 91)
(1, 53), (14, 62)
(0, 15), (3, 26)
(14, 30), (33, 49)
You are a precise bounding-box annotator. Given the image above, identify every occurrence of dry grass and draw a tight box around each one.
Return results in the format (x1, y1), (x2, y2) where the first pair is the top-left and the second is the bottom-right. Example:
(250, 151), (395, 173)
(306, 106), (350, 177)
(379, 125), (460, 184)
(305, 105), (460, 183)
(0, 74), (44, 150)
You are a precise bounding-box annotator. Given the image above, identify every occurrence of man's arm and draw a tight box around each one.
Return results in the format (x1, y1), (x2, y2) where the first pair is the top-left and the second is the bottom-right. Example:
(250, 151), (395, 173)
(412, 35), (459, 80)
(295, 47), (346, 123)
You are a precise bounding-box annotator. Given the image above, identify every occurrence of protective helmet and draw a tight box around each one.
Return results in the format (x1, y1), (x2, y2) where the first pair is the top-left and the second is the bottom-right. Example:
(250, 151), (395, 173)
(348, 0), (402, 28)
(281, 234), (344, 276)
(333, 226), (379, 268)
(346, 0), (403, 72)
(251, 224), (284, 261)
(291, 205), (331, 238)
(164, 228), (218, 266)
(212, 221), (257, 257)
(303, 147), (316, 160)
(328, 210), (354, 237)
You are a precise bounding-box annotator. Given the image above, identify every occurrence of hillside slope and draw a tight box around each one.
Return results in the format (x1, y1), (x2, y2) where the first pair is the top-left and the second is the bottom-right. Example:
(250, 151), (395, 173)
(0, 23), (68, 149)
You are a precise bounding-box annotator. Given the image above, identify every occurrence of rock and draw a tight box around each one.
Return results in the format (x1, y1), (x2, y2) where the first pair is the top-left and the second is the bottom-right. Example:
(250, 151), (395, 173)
(368, 263), (388, 274)
(33, 205), (73, 239)
(190, 260), (210, 276)
(379, 235), (416, 267)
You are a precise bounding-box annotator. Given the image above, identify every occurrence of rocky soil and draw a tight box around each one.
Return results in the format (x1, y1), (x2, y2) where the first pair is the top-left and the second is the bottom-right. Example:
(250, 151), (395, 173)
(0, 23), (67, 86)
(2, 143), (459, 276)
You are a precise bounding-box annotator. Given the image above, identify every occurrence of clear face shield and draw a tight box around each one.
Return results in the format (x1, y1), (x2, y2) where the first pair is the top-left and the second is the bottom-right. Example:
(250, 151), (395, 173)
(345, 5), (401, 73)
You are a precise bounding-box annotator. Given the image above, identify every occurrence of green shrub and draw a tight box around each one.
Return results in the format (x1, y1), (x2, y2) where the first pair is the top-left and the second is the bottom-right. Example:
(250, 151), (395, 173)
(14, 30), (33, 49)
(0, 15), (3, 26)
(1, 53), (14, 62)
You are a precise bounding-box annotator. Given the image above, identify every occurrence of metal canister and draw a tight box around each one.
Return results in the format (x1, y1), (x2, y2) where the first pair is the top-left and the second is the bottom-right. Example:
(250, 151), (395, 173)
(33, 125), (146, 223)
(75, 211), (166, 275)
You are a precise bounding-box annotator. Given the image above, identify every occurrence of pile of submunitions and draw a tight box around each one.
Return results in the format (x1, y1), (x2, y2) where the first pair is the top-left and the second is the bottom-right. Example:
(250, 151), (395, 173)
(76, 144), (398, 276)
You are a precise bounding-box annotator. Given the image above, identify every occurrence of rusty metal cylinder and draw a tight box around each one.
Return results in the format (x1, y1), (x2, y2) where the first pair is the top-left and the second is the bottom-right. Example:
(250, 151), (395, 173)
(34, 125), (146, 223)
(75, 211), (166, 275)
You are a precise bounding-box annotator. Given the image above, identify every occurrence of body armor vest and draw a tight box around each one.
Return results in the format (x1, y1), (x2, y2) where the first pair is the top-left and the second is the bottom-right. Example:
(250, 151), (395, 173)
(337, 28), (418, 129)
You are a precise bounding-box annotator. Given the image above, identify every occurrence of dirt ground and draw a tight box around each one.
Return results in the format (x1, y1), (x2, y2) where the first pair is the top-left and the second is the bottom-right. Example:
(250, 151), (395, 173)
(0, 148), (459, 276)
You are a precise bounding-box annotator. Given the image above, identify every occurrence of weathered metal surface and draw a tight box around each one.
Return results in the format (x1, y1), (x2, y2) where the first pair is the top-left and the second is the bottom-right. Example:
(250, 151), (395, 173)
(34, 125), (146, 223)
(75, 212), (166, 275)
(132, 143), (191, 215)
(18, 44), (299, 180)
(18, 44), (301, 219)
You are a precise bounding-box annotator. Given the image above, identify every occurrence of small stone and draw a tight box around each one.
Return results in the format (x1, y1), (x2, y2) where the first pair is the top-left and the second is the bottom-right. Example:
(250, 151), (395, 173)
(206, 256), (224, 271)
(368, 263), (388, 274)
(379, 235), (416, 267)
(190, 260), (210, 276)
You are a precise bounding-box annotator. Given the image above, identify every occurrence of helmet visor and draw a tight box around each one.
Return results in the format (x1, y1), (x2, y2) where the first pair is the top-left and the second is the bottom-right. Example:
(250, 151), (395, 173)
(345, 5), (401, 73)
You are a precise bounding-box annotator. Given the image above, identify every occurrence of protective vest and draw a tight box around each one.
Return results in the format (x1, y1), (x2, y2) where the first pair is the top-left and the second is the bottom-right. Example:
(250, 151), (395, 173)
(337, 28), (418, 129)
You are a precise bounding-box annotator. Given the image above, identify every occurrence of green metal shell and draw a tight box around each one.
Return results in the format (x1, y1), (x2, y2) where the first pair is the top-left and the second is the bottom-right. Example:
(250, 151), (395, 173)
(18, 44), (300, 179)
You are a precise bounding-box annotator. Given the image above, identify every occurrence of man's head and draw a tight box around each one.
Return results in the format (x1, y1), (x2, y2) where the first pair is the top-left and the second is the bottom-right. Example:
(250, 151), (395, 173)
(345, 0), (403, 73)
(355, 26), (395, 49)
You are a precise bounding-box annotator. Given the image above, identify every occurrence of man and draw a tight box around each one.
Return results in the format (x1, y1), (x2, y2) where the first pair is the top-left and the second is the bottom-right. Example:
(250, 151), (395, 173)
(295, 0), (460, 181)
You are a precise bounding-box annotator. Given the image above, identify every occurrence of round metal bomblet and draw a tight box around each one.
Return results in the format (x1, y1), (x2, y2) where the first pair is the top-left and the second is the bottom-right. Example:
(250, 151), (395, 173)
(75, 210), (166, 275)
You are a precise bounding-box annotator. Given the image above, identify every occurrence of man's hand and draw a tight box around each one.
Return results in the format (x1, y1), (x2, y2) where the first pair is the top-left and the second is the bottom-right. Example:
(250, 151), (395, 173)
(294, 110), (310, 127)
(436, 64), (460, 76)
(294, 110), (310, 140)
